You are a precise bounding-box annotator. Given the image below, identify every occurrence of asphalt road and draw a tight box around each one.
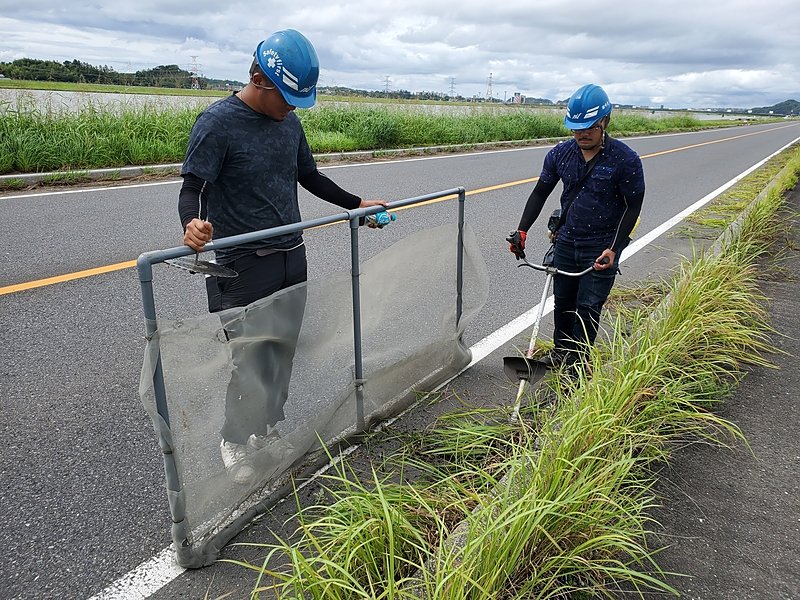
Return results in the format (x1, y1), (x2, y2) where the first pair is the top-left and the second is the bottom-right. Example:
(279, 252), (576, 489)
(2, 121), (800, 599)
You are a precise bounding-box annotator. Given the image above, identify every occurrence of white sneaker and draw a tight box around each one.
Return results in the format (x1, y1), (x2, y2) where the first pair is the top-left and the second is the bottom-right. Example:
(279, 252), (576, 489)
(219, 439), (255, 485)
(247, 427), (281, 451)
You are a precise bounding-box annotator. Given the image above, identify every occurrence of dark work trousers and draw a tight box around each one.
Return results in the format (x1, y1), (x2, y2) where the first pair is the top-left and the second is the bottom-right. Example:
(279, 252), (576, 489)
(206, 246), (308, 445)
(552, 239), (616, 357)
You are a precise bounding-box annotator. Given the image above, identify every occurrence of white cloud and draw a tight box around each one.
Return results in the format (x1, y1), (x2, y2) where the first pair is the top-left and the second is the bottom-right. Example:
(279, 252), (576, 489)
(0, 0), (798, 108)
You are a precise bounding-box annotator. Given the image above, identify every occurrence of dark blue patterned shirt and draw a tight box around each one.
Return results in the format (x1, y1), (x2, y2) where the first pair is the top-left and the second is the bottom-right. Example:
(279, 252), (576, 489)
(538, 136), (645, 250)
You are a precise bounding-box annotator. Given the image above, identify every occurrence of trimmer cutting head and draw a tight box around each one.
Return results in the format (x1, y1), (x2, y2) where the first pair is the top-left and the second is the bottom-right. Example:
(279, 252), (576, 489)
(503, 356), (549, 385)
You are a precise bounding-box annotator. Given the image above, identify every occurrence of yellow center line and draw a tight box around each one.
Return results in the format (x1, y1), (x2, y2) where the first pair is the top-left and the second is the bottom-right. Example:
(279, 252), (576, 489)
(639, 125), (785, 158)
(2, 124), (794, 297)
(376, 177), (541, 213)
(1, 260), (138, 296)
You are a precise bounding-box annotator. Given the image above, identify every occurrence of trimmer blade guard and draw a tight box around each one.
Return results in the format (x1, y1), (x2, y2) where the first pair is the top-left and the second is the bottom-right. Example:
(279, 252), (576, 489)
(502, 356), (549, 384)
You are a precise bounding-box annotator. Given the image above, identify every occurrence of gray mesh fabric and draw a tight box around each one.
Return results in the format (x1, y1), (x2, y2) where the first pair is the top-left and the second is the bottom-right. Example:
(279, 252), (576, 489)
(139, 223), (488, 564)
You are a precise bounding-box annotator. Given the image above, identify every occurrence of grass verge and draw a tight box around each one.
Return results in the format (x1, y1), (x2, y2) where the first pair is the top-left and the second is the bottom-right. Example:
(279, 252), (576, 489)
(220, 148), (799, 598)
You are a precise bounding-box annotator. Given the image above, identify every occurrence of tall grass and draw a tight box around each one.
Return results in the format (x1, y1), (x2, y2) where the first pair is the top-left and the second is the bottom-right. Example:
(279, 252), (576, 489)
(0, 100), (198, 172)
(224, 150), (798, 599)
(1, 97), (734, 175)
(300, 107), (568, 152)
(608, 113), (703, 134)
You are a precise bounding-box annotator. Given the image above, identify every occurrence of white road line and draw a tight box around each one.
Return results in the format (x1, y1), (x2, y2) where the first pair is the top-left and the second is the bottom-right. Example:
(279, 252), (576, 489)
(87, 136), (799, 600)
(0, 179), (179, 200)
(86, 548), (183, 600)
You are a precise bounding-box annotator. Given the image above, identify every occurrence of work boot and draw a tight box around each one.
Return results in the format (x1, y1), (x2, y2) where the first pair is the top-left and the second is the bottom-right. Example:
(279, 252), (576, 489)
(538, 348), (570, 368)
(561, 351), (591, 382)
(220, 439), (255, 485)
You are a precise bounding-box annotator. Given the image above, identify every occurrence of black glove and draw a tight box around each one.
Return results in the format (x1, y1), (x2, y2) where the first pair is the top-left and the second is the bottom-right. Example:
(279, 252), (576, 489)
(507, 230), (527, 259)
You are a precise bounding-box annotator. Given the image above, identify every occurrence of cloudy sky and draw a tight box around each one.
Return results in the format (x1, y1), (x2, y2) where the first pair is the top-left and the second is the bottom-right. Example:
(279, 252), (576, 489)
(1, 1), (797, 109)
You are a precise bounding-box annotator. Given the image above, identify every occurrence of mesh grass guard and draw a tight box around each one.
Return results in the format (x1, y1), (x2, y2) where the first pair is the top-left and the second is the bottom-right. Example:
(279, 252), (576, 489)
(139, 223), (488, 566)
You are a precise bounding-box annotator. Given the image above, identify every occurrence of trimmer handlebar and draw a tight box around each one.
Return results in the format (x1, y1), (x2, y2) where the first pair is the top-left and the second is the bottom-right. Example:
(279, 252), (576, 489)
(517, 255), (609, 277)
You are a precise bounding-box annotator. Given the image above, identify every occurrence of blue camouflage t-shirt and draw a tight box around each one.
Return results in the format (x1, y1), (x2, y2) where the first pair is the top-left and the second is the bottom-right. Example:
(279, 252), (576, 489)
(181, 94), (317, 262)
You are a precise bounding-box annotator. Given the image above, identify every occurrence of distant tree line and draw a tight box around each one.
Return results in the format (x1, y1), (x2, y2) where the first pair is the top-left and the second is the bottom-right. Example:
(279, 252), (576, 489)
(317, 85), (556, 104)
(318, 85), (463, 101)
(751, 99), (799, 116)
(8, 57), (790, 112)
(0, 58), (241, 90)
(0, 57), (566, 104)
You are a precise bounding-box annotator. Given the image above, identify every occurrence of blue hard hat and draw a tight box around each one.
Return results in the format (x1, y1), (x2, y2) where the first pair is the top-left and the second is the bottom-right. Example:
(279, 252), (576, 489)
(254, 29), (319, 108)
(564, 84), (612, 130)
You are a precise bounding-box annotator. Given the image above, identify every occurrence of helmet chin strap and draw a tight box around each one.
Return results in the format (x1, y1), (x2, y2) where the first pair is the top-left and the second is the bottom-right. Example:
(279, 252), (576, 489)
(593, 118), (607, 150)
(250, 76), (276, 91)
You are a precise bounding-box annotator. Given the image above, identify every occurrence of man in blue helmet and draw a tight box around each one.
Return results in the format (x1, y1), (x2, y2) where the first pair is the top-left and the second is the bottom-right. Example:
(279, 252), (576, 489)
(508, 83), (645, 372)
(178, 29), (386, 484)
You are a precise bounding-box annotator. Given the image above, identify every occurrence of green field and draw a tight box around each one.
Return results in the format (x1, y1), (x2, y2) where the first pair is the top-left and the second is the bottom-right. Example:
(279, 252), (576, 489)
(0, 80), (753, 184)
(0, 78), (229, 97)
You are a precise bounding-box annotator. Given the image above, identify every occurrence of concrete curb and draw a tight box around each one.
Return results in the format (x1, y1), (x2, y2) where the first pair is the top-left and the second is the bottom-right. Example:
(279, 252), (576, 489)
(0, 138), (564, 187)
(0, 163), (184, 186)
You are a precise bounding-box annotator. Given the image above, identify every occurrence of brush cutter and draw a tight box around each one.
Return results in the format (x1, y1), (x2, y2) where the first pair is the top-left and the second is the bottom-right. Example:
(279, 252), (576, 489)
(167, 216), (238, 277)
(503, 245), (607, 420)
(165, 252), (238, 278)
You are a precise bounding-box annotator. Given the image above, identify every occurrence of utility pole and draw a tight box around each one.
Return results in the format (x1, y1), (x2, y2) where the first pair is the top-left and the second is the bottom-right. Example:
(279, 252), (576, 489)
(486, 72), (493, 103)
(449, 77), (456, 99)
(384, 75), (391, 98)
(189, 56), (201, 89)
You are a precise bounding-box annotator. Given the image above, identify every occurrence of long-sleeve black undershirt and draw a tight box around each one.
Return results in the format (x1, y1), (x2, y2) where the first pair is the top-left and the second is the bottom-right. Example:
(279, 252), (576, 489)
(178, 172), (209, 229)
(517, 178), (557, 234)
(298, 169), (361, 210)
(608, 193), (643, 254)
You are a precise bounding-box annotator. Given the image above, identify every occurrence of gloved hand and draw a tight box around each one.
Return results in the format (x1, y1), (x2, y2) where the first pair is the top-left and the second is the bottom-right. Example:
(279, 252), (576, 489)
(507, 230), (527, 259)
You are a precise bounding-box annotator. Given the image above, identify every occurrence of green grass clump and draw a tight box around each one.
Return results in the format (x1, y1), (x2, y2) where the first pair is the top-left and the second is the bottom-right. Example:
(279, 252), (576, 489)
(300, 106), (567, 152)
(683, 151), (796, 236)
(0, 101), (199, 173)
